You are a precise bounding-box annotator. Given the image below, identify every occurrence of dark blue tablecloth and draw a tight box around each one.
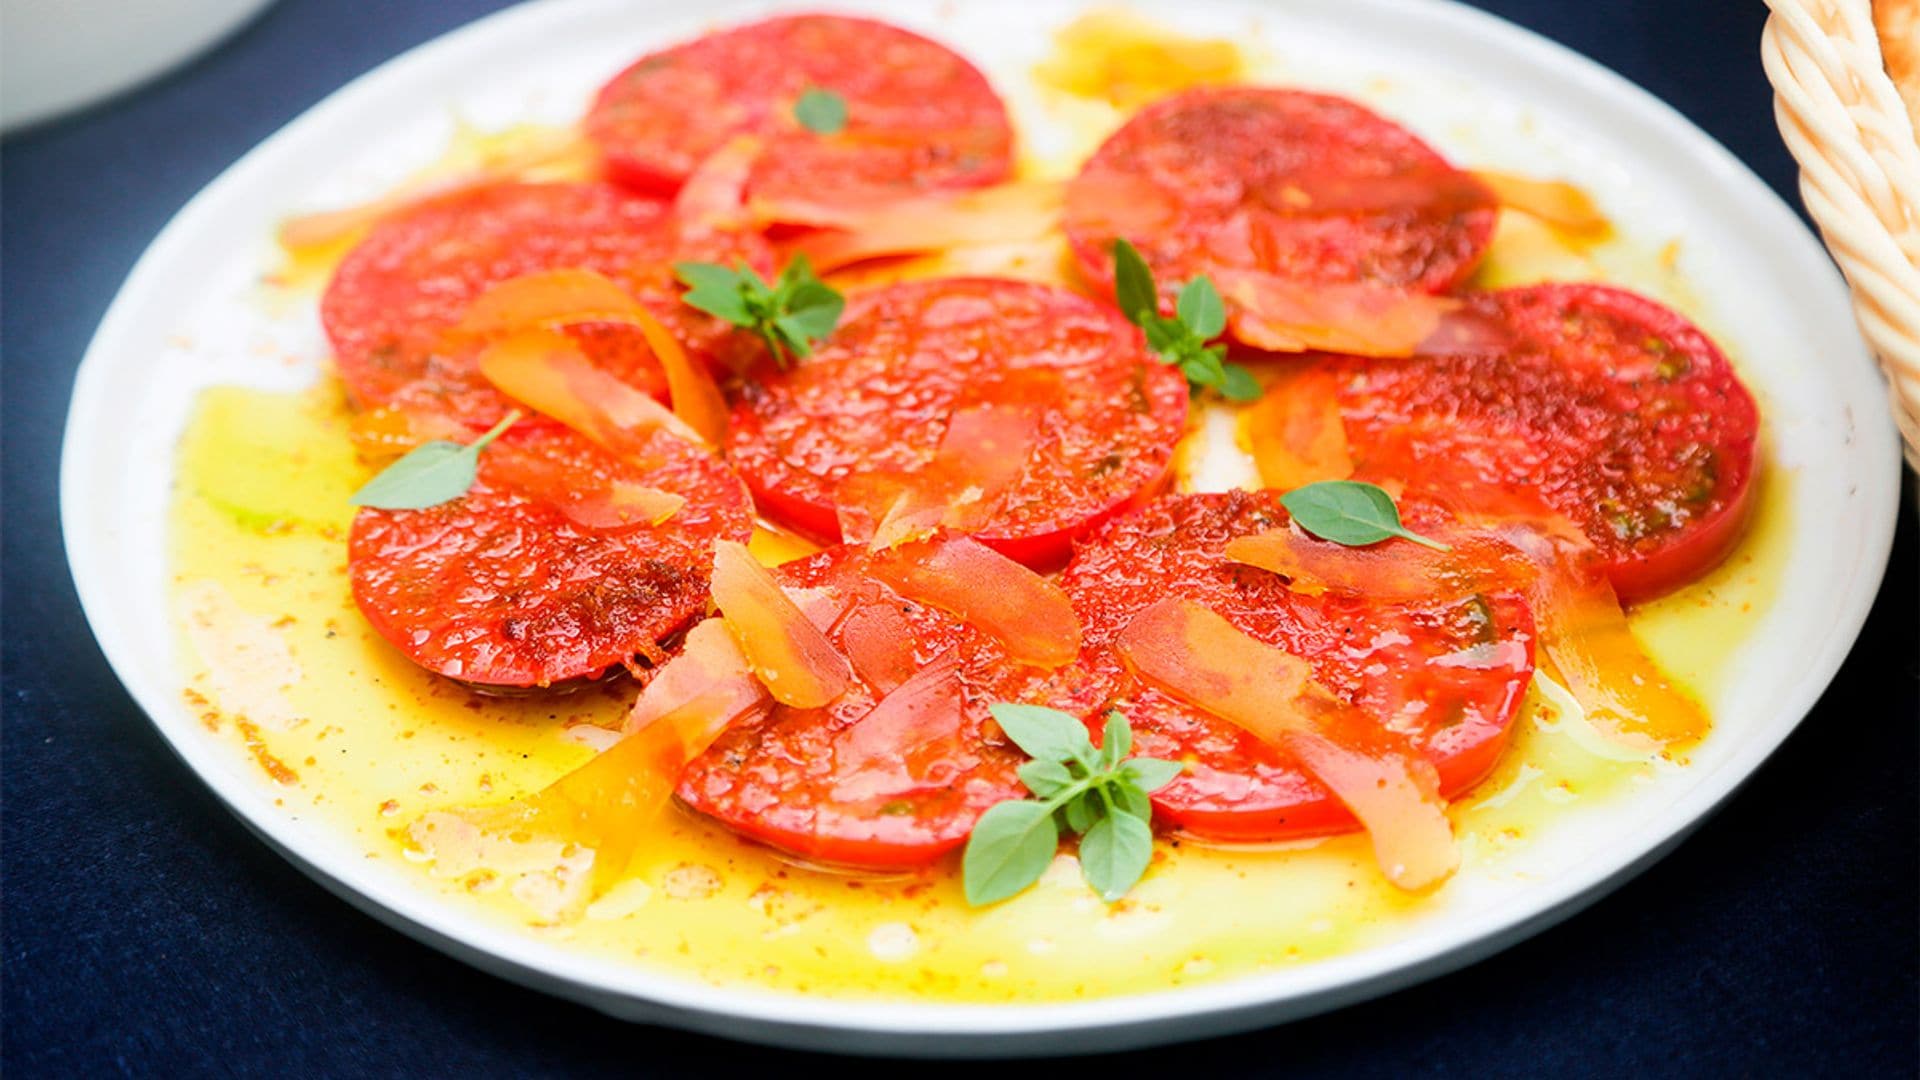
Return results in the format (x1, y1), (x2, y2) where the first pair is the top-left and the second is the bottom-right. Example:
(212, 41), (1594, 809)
(4, 1), (1915, 1074)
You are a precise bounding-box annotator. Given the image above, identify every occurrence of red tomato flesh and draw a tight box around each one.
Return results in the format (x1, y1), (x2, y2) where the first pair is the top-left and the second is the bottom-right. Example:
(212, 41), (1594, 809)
(1302, 283), (1761, 603)
(674, 545), (1090, 868)
(1063, 87), (1496, 315)
(320, 181), (769, 430)
(1061, 490), (1537, 842)
(348, 424), (752, 689)
(726, 278), (1191, 568)
(585, 14), (1012, 205)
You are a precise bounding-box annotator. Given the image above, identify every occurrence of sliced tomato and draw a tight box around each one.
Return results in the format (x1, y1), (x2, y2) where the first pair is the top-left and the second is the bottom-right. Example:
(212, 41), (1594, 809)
(348, 423), (752, 689)
(1295, 283), (1761, 603)
(585, 14), (1012, 207)
(675, 545), (1095, 868)
(1060, 490), (1537, 843)
(1062, 87), (1496, 338)
(320, 181), (770, 429)
(726, 278), (1190, 568)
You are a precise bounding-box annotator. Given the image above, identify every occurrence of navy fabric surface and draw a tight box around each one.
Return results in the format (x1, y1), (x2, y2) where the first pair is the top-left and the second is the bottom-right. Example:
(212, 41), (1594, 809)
(3, 1), (1915, 1074)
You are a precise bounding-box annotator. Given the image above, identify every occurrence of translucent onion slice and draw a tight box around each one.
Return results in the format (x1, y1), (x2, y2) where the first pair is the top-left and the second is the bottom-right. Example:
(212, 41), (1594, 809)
(622, 617), (767, 736)
(1273, 167), (1496, 220)
(709, 539), (854, 708)
(1114, 597), (1458, 891)
(1225, 522), (1707, 748)
(477, 326), (703, 451)
(462, 269), (729, 446)
(869, 535), (1081, 669)
(1216, 269), (1475, 358)
(1519, 549), (1707, 751)
(837, 600), (920, 694)
(1064, 172), (1182, 246)
(769, 182), (1066, 272)
(672, 135), (762, 234)
(828, 652), (967, 803)
(839, 402), (1043, 550)
(1245, 367), (1355, 490)
(1263, 166), (1605, 239)
(486, 445), (685, 529)
(1470, 170), (1611, 238)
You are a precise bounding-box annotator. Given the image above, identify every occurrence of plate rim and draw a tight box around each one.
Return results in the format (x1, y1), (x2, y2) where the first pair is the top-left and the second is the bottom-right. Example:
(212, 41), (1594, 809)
(57, 0), (1903, 1055)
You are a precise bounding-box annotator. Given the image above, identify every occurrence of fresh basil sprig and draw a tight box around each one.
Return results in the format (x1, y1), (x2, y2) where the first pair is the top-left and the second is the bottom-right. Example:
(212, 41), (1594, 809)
(793, 87), (848, 135)
(349, 409), (522, 511)
(1111, 239), (1260, 402)
(674, 256), (845, 369)
(1280, 479), (1451, 551)
(964, 704), (1183, 906)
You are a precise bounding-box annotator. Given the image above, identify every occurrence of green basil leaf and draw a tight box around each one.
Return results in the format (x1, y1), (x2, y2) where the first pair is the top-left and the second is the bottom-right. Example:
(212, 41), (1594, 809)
(963, 800), (1059, 905)
(1100, 710), (1131, 767)
(349, 441), (475, 510)
(1017, 759), (1075, 799)
(779, 283), (846, 339)
(1078, 809), (1154, 902)
(793, 87), (849, 135)
(1176, 276), (1226, 339)
(1062, 791), (1097, 834)
(1108, 779), (1153, 821)
(1219, 362), (1263, 402)
(1280, 480), (1451, 551)
(775, 252), (817, 294)
(1121, 756), (1185, 793)
(349, 409), (520, 511)
(1142, 315), (1186, 354)
(674, 262), (753, 325)
(989, 703), (1095, 764)
(1111, 238), (1159, 327)
(772, 315), (823, 359)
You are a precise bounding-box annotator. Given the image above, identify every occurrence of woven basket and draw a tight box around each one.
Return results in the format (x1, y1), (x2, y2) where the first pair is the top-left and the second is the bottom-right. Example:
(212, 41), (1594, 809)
(1762, 0), (1920, 466)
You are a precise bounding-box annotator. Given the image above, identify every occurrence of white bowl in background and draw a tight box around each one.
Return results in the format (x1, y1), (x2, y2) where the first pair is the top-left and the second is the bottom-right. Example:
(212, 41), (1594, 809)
(2, 0), (275, 132)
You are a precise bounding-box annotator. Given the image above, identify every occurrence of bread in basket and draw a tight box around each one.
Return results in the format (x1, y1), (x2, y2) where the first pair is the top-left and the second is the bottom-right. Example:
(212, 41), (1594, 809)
(1762, 0), (1920, 464)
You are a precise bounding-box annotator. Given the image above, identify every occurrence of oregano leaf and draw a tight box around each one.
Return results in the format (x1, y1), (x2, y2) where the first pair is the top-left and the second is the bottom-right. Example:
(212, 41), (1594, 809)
(962, 800), (1058, 905)
(794, 87), (848, 135)
(1280, 480), (1451, 551)
(1078, 809), (1154, 902)
(349, 410), (520, 511)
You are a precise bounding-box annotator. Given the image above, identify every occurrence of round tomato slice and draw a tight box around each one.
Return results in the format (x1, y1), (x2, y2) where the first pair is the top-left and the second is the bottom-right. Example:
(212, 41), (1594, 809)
(726, 278), (1190, 567)
(321, 181), (769, 429)
(585, 14), (1012, 205)
(1061, 490), (1537, 843)
(674, 545), (1084, 869)
(1303, 283), (1761, 603)
(348, 424), (752, 689)
(1063, 86), (1496, 309)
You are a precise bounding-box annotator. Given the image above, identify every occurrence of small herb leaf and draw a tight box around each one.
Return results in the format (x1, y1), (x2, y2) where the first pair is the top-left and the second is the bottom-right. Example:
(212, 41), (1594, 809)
(989, 703), (1094, 764)
(1112, 238), (1159, 325)
(1109, 243), (1260, 402)
(1063, 794), (1096, 834)
(1176, 276), (1226, 340)
(1121, 756), (1185, 793)
(1017, 759), (1075, 799)
(1078, 810), (1154, 902)
(1220, 362), (1263, 402)
(1280, 480), (1451, 550)
(1100, 710), (1132, 767)
(962, 800), (1059, 905)
(349, 410), (521, 510)
(965, 707), (1170, 906)
(673, 257), (845, 368)
(794, 87), (848, 135)
(1108, 780), (1153, 821)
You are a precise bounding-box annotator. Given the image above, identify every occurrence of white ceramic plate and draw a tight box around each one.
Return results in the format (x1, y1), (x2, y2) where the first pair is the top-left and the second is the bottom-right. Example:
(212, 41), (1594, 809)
(61, 0), (1901, 1057)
